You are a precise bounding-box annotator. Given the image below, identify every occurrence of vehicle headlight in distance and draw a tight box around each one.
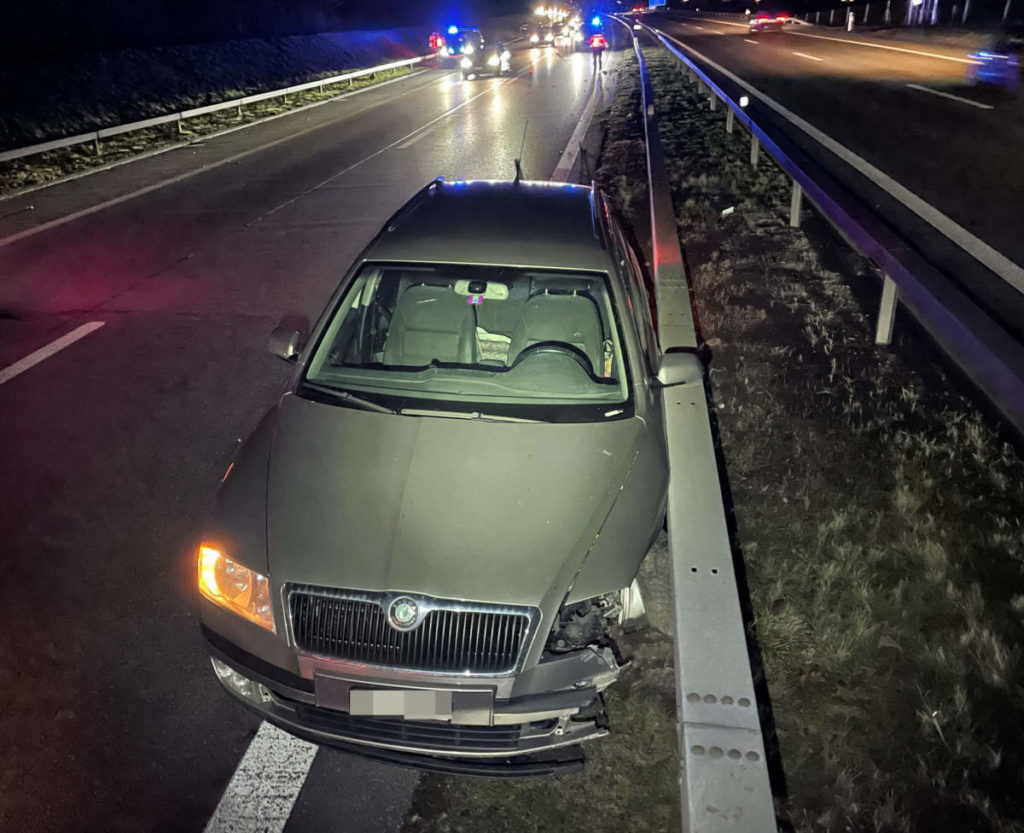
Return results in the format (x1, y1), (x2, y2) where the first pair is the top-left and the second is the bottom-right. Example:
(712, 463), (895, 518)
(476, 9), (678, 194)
(198, 545), (275, 632)
(530, 33), (539, 42)
(487, 54), (500, 66)
(461, 56), (474, 68)
(545, 32), (554, 41)
(464, 43), (474, 54)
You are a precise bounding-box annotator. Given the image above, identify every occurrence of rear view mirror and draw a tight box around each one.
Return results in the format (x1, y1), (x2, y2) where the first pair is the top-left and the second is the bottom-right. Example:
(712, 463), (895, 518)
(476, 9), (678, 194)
(268, 327), (302, 362)
(655, 351), (702, 387)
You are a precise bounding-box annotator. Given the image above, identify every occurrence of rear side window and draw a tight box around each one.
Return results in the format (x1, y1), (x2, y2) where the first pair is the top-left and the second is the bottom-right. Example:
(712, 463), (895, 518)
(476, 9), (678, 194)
(612, 231), (659, 374)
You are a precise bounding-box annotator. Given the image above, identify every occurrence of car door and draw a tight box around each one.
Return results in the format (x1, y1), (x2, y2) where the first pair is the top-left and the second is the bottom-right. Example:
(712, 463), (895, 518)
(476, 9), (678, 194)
(609, 221), (669, 527)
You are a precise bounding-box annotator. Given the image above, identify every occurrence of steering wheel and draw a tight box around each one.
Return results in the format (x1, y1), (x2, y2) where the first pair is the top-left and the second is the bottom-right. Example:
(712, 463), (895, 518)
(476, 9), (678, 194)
(510, 341), (594, 376)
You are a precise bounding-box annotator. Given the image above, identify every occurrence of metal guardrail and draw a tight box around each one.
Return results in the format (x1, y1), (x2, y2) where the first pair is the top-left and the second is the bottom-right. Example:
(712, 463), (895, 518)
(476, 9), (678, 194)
(0, 54), (433, 164)
(610, 16), (779, 833)
(636, 19), (1024, 435)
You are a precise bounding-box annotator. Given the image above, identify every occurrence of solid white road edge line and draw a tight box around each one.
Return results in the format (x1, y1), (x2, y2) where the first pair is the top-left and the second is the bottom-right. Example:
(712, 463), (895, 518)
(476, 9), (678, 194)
(743, 39), (759, 45)
(660, 31), (1024, 295)
(792, 51), (824, 61)
(202, 722), (318, 833)
(678, 14), (977, 63)
(0, 70), (432, 250)
(786, 29), (977, 64)
(0, 321), (105, 386)
(0, 71), (430, 210)
(550, 65), (607, 182)
(906, 83), (994, 110)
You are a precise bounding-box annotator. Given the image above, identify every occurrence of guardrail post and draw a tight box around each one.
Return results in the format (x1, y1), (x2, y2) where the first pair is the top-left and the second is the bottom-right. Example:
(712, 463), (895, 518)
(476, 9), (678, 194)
(750, 133), (760, 168)
(93, 137), (101, 155)
(846, 8), (855, 30)
(885, 0), (893, 22)
(176, 116), (185, 135)
(863, 2), (871, 22)
(709, 94), (717, 111)
(829, 8), (835, 24)
(726, 107), (735, 134)
(875, 275), (899, 345)
(815, 10), (821, 22)
(237, 104), (243, 118)
(789, 181), (803, 227)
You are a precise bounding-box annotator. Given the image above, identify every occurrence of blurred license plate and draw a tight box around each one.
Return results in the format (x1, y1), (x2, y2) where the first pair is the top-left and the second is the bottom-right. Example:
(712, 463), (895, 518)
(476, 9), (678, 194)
(349, 689), (453, 720)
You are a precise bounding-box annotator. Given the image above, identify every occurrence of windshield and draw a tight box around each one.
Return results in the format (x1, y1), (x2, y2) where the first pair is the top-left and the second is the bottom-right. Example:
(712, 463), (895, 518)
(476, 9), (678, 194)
(303, 263), (632, 420)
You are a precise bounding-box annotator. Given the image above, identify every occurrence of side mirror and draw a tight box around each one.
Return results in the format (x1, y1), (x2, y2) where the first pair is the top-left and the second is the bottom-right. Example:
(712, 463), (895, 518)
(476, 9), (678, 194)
(655, 351), (703, 387)
(267, 327), (302, 362)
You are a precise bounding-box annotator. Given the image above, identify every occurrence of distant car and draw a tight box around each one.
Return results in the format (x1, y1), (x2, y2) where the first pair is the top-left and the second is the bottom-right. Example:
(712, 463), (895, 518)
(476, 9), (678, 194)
(461, 43), (512, 79)
(198, 179), (677, 772)
(539, 25), (555, 45)
(748, 11), (787, 31)
(441, 27), (484, 61)
(968, 29), (1023, 91)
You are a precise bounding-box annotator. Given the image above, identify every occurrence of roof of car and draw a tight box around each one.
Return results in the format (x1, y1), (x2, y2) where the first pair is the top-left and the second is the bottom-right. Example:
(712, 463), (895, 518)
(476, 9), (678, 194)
(366, 180), (613, 272)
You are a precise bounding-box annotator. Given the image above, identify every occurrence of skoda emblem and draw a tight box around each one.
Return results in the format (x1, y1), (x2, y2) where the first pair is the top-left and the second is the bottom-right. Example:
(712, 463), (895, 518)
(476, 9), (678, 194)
(388, 597), (419, 630)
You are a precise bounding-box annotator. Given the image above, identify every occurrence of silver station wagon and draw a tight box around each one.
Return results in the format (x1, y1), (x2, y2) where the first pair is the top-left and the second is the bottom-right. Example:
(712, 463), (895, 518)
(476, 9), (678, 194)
(198, 178), (691, 774)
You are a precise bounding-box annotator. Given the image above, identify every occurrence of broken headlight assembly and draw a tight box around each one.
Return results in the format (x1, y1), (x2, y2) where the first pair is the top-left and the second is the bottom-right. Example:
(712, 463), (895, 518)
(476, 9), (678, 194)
(546, 581), (645, 654)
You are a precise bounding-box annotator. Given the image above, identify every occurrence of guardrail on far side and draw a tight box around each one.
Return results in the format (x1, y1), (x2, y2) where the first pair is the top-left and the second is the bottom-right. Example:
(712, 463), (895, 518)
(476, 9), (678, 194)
(610, 15), (779, 833)
(638, 20), (1024, 436)
(0, 54), (434, 165)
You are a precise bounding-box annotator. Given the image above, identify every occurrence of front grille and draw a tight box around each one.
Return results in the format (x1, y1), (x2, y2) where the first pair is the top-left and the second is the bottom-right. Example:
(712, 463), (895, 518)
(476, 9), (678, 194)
(293, 704), (555, 752)
(289, 587), (532, 674)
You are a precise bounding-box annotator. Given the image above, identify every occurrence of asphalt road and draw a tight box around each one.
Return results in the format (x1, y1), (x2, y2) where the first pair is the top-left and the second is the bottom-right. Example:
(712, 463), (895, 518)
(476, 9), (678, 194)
(649, 13), (1024, 340)
(0, 37), (623, 833)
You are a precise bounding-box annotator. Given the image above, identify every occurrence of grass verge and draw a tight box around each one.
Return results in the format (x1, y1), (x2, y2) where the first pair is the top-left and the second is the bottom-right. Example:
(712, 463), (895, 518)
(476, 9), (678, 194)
(403, 631), (680, 833)
(614, 45), (1024, 833)
(0, 65), (413, 196)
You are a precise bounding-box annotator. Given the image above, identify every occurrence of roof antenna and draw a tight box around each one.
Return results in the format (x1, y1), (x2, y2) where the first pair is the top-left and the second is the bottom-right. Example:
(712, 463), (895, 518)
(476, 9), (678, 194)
(513, 120), (528, 184)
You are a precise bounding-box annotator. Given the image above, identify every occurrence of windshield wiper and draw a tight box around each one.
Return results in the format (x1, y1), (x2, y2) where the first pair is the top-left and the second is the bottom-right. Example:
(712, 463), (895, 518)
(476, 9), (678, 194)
(399, 407), (545, 423)
(302, 382), (397, 414)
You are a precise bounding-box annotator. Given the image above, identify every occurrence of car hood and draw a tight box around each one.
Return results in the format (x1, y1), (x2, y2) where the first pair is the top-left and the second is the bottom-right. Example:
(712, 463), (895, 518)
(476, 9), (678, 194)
(266, 393), (642, 612)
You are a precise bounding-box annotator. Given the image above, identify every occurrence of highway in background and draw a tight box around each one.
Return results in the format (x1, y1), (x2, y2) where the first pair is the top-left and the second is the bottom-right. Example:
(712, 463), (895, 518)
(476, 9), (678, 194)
(0, 36), (622, 833)
(649, 13), (1024, 342)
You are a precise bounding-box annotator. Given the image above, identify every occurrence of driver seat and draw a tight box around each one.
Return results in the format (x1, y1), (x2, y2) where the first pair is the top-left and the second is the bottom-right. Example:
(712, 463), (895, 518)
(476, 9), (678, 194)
(507, 292), (604, 374)
(383, 284), (477, 366)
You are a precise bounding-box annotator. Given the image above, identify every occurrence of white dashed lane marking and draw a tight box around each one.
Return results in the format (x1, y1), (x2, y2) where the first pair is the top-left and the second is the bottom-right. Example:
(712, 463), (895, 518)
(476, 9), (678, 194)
(792, 51), (824, 62)
(0, 321), (105, 387)
(906, 83), (994, 110)
(203, 722), (318, 833)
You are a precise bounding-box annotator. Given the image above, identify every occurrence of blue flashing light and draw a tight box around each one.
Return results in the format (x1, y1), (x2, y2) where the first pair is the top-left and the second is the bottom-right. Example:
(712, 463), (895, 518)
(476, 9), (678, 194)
(591, 15), (602, 25)
(448, 25), (459, 34)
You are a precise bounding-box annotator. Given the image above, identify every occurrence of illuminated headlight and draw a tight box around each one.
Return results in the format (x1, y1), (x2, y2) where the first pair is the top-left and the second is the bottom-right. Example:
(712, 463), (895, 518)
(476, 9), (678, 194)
(461, 57), (473, 69)
(545, 32), (554, 41)
(487, 55), (500, 66)
(210, 657), (270, 705)
(463, 43), (474, 54)
(530, 33), (540, 42)
(198, 545), (275, 632)
(447, 46), (455, 54)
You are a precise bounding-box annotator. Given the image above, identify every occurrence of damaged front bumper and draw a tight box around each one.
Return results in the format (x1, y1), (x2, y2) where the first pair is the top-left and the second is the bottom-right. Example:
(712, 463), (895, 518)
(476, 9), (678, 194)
(202, 624), (620, 775)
